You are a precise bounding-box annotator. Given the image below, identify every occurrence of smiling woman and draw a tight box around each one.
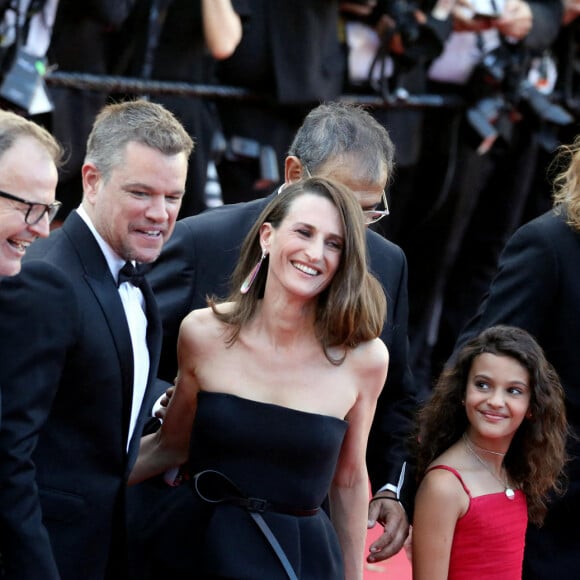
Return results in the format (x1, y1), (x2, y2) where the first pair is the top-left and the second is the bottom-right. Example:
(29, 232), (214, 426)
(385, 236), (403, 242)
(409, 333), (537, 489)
(128, 177), (391, 579)
(411, 325), (569, 580)
(0, 110), (61, 277)
(213, 177), (386, 358)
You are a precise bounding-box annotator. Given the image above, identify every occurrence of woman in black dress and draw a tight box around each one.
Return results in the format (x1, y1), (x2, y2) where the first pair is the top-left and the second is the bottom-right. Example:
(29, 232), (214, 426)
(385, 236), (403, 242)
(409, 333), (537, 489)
(130, 177), (389, 579)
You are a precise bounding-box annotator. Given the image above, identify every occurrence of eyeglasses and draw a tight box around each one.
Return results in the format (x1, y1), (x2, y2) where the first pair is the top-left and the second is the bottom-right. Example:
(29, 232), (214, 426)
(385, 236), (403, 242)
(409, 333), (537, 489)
(301, 161), (390, 226)
(0, 189), (62, 225)
(363, 190), (390, 225)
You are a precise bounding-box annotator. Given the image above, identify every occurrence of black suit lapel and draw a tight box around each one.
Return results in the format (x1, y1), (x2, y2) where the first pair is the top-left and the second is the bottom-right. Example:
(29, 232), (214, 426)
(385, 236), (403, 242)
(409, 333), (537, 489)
(62, 213), (136, 443)
(140, 271), (162, 379)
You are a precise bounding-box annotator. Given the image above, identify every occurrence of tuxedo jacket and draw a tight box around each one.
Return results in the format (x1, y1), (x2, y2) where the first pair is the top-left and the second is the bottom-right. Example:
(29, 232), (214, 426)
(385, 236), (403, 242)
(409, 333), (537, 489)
(456, 208), (580, 578)
(0, 212), (162, 580)
(147, 194), (417, 495)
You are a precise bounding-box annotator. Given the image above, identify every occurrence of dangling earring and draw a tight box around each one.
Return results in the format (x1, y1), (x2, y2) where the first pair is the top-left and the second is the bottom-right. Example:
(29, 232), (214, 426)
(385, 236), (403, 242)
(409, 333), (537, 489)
(240, 249), (267, 294)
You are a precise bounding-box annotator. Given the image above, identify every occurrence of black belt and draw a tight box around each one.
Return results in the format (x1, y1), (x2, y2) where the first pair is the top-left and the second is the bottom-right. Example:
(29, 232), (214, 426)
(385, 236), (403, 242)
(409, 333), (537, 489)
(192, 469), (320, 580)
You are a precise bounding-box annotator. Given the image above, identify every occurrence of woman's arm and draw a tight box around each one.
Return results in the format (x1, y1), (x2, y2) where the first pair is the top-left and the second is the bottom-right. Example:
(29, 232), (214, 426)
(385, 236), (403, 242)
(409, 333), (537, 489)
(202, 0), (242, 60)
(411, 469), (465, 580)
(129, 313), (202, 485)
(330, 339), (389, 580)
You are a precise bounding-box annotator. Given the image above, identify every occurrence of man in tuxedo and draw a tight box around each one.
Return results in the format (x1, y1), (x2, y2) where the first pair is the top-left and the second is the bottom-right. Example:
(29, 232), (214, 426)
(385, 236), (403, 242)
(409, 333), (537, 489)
(0, 110), (62, 453)
(0, 99), (193, 580)
(146, 101), (416, 563)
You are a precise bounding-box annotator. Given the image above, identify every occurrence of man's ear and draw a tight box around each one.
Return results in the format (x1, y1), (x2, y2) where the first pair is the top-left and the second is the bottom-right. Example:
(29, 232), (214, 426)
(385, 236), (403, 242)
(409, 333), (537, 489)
(81, 162), (101, 204)
(285, 155), (306, 184)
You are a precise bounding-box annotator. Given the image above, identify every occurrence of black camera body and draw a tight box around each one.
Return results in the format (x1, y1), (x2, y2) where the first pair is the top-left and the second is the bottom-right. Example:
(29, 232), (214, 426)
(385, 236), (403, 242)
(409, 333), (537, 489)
(466, 43), (573, 153)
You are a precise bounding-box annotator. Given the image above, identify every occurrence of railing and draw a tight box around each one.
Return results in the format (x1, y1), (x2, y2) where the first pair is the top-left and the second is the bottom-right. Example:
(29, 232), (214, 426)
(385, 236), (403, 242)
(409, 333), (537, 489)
(44, 71), (466, 111)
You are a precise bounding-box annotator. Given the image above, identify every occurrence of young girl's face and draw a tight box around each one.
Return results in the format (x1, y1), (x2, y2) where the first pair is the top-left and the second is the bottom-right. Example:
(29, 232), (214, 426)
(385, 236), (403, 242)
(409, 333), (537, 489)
(464, 352), (531, 447)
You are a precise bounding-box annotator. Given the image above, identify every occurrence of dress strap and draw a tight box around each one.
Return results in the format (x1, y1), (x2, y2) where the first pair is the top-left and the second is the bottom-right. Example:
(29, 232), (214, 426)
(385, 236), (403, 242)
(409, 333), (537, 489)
(426, 464), (472, 498)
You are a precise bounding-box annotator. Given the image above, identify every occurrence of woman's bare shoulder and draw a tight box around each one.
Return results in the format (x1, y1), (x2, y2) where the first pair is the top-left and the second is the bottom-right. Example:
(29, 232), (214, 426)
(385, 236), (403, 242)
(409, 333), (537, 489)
(181, 305), (213, 327)
(179, 303), (235, 344)
(181, 301), (236, 326)
(352, 337), (389, 374)
(346, 338), (389, 399)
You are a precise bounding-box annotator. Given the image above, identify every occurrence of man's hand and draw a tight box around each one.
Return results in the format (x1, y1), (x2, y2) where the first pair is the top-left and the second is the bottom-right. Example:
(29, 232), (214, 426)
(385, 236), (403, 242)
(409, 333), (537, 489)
(563, 0), (580, 24)
(496, 0), (532, 40)
(367, 491), (410, 562)
(153, 384), (176, 421)
(451, 0), (532, 38)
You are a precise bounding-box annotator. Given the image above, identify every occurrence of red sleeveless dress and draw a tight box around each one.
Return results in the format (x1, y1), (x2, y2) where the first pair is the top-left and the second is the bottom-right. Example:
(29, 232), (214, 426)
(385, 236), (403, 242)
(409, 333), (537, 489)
(426, 465), (528, 580)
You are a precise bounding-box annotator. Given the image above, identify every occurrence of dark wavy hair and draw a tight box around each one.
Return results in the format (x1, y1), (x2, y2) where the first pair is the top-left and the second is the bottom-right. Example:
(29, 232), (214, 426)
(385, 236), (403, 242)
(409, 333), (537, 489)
(414, 325), (569, 525)
(209, 177), (387, 364)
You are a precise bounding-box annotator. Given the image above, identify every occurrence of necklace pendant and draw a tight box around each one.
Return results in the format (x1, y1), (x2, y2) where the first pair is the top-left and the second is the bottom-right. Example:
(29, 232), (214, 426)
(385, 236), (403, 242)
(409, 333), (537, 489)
(505, 488), (515, 500)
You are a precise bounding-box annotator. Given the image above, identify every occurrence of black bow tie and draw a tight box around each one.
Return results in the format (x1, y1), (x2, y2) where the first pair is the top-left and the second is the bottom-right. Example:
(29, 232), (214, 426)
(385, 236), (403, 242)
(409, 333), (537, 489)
(117, 261), (145, 289)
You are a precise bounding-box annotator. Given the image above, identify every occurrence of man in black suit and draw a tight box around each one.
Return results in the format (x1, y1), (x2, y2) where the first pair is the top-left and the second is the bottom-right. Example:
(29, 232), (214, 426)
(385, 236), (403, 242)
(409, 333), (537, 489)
(0, 100), (193, 580)
(453, 145), (580, 578)
(146, 101), (416, 562)
(0, 110), (62, 446)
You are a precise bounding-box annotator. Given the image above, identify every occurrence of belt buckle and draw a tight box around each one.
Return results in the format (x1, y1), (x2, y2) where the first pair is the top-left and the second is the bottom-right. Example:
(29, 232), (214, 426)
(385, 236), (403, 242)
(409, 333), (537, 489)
(246, 497), (268, 513)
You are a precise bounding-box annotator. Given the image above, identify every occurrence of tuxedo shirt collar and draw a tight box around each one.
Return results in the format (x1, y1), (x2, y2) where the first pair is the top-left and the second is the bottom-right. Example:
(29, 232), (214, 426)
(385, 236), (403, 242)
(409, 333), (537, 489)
(75, 205), (130, 283)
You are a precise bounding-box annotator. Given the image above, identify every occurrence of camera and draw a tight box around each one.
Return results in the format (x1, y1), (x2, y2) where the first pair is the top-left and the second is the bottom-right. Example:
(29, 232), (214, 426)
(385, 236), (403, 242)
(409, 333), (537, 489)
(466, 43), (573, 153)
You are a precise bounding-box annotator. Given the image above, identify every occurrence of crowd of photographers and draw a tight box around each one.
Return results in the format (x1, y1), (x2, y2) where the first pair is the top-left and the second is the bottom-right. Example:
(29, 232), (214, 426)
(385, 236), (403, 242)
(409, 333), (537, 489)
(343, 0), (580, 394)
(1, 0), (580, 392)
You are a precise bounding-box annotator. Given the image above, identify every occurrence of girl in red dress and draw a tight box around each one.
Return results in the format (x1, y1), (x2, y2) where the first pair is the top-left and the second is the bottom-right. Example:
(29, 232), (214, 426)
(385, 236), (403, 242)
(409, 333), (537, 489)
(412, 325), (568, 580)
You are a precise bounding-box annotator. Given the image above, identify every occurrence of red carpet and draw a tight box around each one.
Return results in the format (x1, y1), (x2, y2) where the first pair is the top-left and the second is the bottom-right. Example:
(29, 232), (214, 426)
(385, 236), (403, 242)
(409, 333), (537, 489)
(364, 523), (412, 579)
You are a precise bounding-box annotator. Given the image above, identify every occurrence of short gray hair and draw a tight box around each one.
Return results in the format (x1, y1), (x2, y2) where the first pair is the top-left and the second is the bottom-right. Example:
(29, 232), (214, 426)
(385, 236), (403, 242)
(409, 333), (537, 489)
(85, 99), (194, 180)
(288, 101), (395, 187)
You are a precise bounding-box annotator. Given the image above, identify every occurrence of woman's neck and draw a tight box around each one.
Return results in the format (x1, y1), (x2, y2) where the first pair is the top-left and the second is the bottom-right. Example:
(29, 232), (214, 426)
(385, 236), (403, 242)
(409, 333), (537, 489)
(254, 296), (317, 348)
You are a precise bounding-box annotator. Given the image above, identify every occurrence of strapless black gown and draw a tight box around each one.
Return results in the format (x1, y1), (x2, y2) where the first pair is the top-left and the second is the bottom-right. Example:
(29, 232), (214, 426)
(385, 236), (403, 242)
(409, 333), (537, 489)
(133, 391), (348, 579)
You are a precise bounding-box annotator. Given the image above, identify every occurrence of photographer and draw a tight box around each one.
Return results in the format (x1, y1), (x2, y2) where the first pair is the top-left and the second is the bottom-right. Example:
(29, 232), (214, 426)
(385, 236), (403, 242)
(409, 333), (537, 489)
(340, 0), (455, 276)
(393, 0), (565, 396)
(213, 0), (346, 206)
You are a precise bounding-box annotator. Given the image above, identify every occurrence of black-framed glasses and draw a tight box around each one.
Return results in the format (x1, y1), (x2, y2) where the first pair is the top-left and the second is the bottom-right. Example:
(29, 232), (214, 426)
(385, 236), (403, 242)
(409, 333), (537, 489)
(301, 161), (389, 226)
(0, 190), (62, 225)
(363, 190), (390, 225)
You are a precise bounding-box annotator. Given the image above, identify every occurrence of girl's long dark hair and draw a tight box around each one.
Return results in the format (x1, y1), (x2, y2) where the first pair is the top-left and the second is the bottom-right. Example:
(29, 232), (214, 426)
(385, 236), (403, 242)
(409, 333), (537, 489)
(414, 325), (569, 525)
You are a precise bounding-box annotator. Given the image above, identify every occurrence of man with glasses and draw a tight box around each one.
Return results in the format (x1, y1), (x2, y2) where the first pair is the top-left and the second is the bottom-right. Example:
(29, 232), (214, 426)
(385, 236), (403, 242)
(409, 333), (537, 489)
(0, 109), (62, 495)
(0, 110), (62, 278)
(143, 101), (416, 569)
(364, 190), (391, 224)
(0, 100), (193, 580)
(302, 161), (391, 225)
